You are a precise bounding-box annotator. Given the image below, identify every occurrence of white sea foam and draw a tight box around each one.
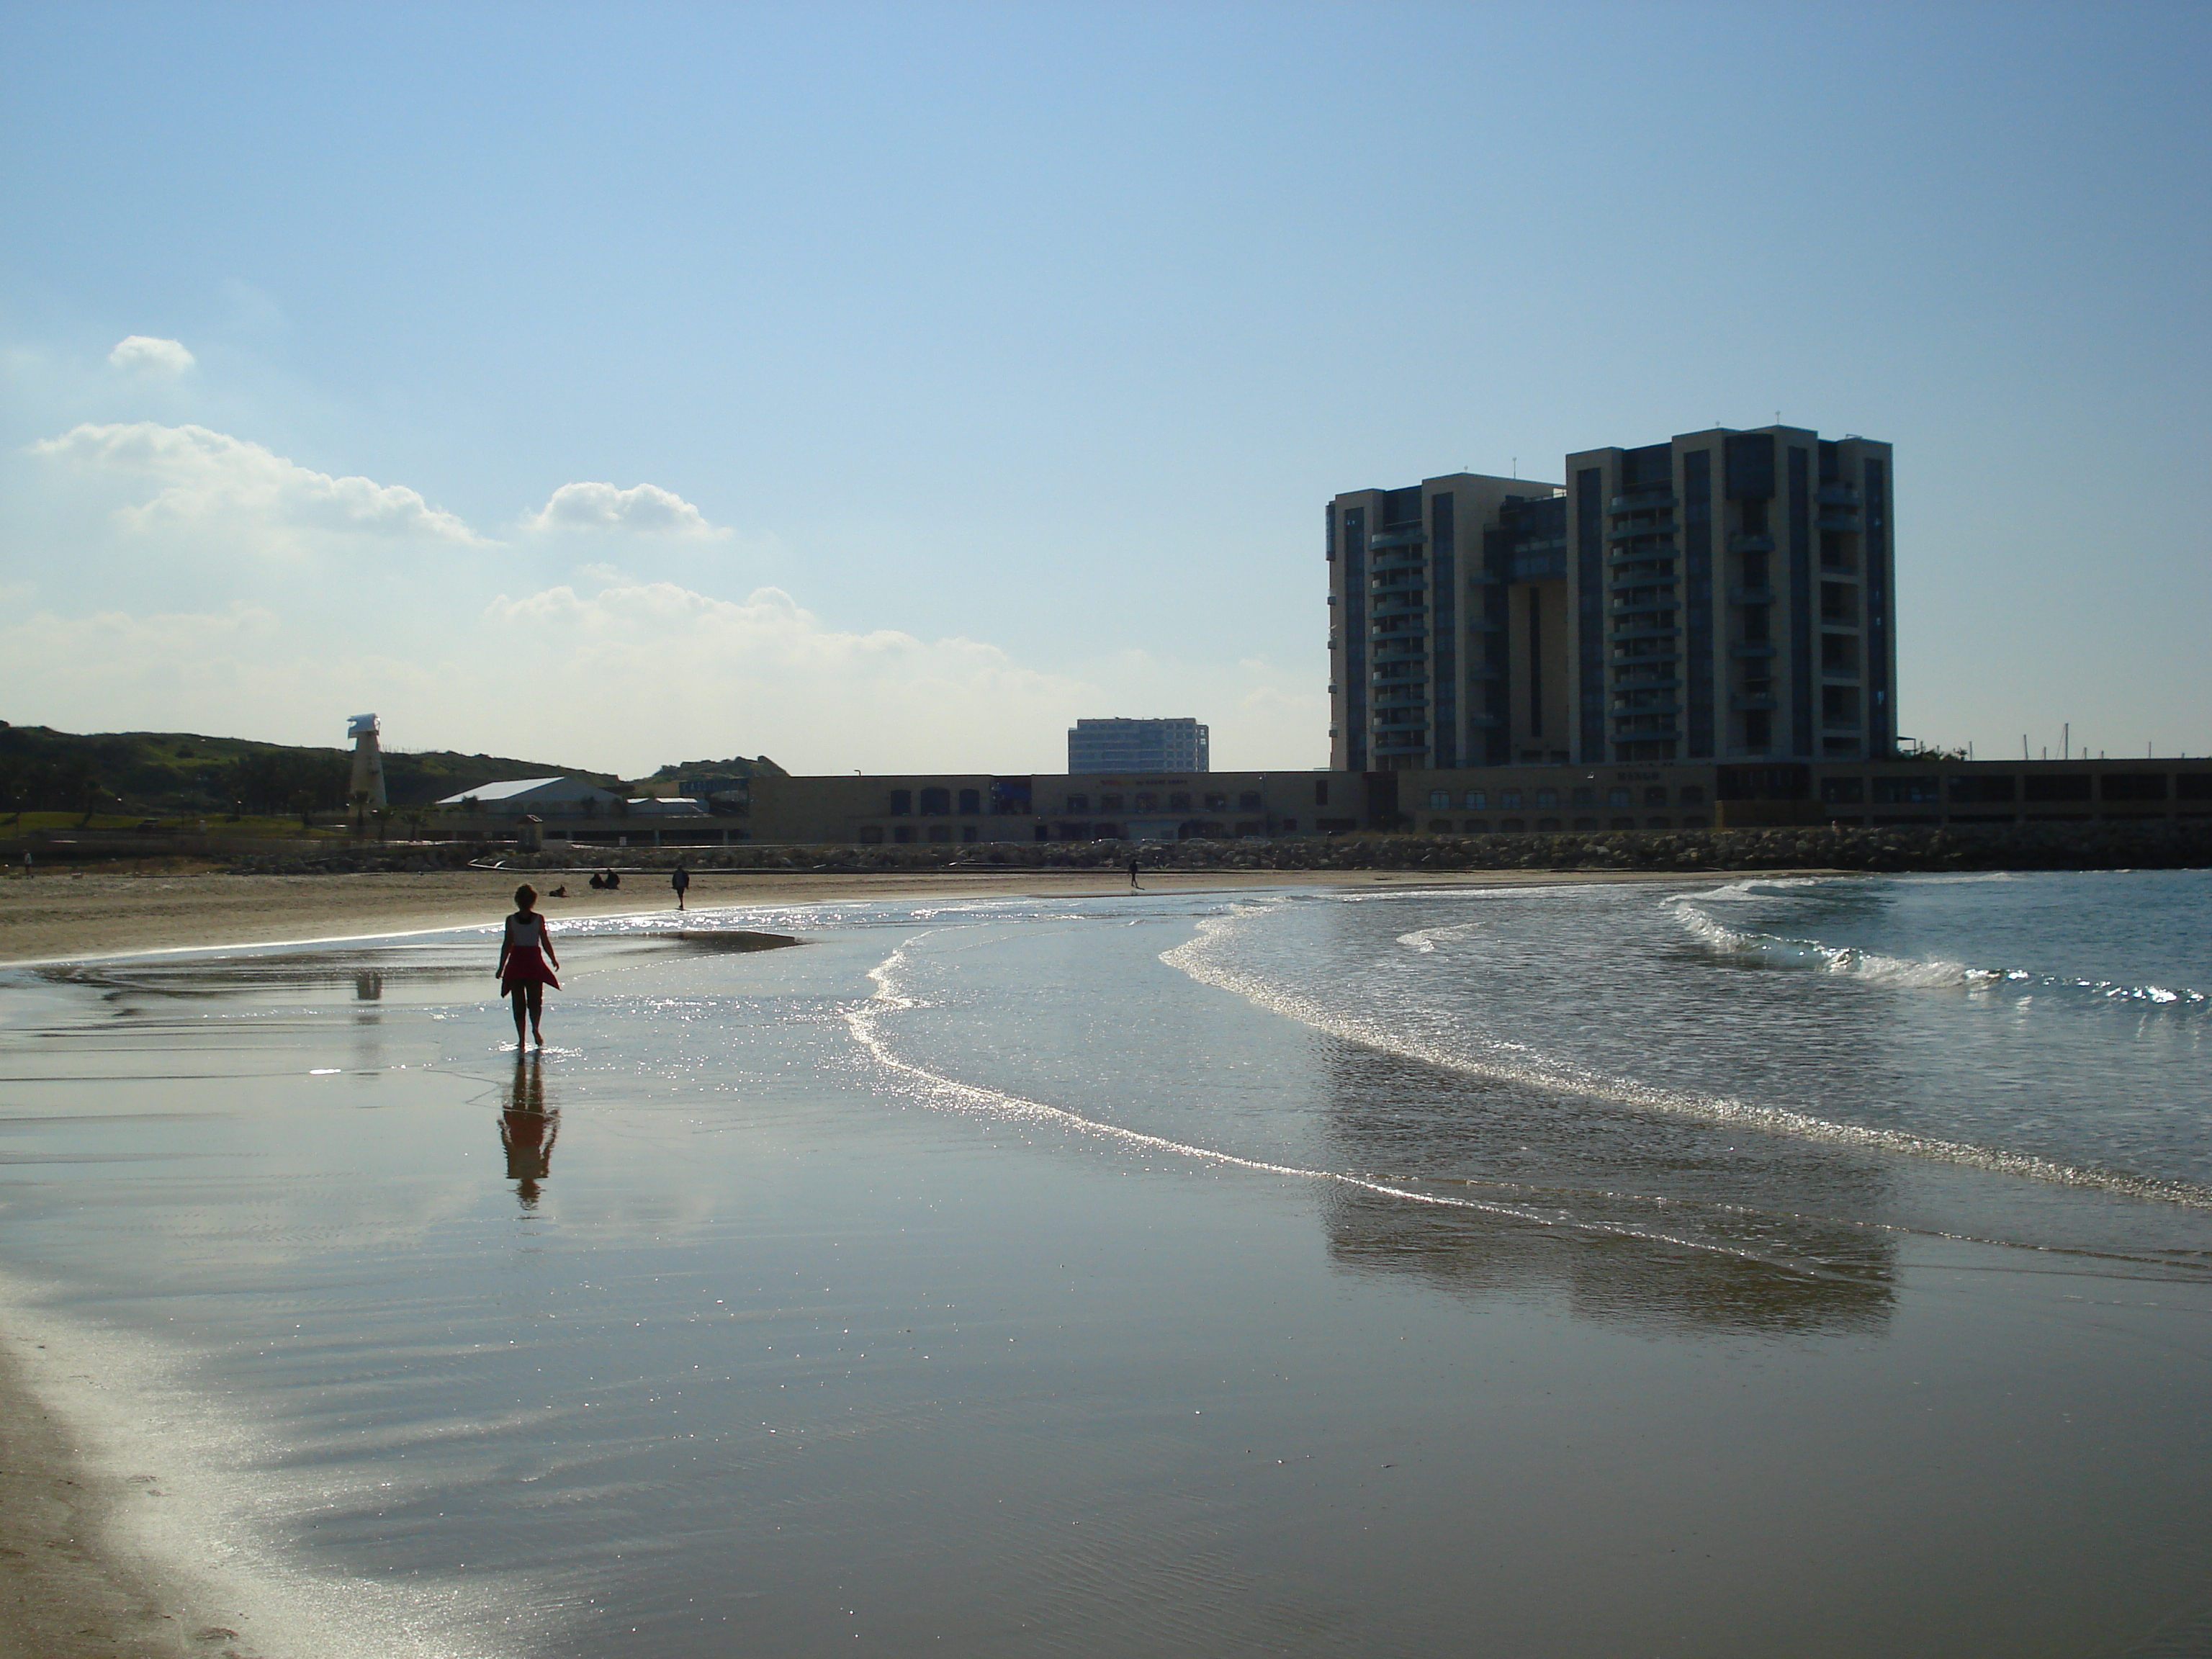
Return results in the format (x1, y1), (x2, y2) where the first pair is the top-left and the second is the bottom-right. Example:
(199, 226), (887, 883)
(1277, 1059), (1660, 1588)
(1161, 902), (2212, 1209)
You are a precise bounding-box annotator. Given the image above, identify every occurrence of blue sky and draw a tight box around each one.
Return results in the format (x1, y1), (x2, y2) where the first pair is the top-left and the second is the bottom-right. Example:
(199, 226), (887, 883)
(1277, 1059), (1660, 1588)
(3, 1), (2206, 775)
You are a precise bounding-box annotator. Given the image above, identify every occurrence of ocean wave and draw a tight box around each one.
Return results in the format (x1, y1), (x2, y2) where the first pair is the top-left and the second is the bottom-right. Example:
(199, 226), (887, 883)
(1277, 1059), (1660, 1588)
(842, 927), (1817, 1269)
(1667, 896), (2211, 1005)
(1161, 904), (2212, 1210)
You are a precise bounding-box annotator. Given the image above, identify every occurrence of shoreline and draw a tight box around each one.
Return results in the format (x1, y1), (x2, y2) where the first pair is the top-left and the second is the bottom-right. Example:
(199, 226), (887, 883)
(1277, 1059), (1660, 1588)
(0, 865), (1791, 971)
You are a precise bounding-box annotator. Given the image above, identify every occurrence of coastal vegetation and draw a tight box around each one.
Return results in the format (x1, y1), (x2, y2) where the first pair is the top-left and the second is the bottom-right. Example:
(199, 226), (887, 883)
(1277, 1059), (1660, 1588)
(0, 722), (624, 819)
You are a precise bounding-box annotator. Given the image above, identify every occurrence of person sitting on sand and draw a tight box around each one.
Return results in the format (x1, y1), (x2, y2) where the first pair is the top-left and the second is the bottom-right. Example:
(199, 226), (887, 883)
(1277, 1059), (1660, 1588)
(602, 867), (621, 891)
(547, 884), (567, 898)
(495, 884), (561, 1048)
(588, 871), (605, 890)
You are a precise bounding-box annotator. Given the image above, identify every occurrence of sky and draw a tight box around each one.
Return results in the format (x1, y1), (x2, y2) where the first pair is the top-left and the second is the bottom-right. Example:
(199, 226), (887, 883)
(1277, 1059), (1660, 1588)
(2, 0), (2206, 777)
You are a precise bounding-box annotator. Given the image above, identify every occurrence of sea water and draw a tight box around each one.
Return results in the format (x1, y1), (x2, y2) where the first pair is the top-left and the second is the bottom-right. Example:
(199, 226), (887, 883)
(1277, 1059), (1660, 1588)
(0, 870), (2207, 1657)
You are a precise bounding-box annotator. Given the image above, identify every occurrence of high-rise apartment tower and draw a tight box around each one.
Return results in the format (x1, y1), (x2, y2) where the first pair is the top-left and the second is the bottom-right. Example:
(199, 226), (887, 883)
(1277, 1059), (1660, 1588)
(1327, 426), (1894, 769)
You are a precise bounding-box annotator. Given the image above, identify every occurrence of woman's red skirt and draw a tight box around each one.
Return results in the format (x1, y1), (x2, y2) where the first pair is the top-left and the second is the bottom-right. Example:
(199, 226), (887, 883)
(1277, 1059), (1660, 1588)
(501, 946), (559, 992)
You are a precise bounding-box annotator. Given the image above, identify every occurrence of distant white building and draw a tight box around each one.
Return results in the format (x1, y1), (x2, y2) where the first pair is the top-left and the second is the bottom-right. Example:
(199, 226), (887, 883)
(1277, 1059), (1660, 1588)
(1068, 717), (1210, 774)
(433, 777), (628, 817)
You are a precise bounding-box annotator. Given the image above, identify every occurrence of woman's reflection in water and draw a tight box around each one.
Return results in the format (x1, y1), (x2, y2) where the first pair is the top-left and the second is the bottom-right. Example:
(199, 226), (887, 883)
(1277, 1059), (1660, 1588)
(499, 1054), (560, 1210)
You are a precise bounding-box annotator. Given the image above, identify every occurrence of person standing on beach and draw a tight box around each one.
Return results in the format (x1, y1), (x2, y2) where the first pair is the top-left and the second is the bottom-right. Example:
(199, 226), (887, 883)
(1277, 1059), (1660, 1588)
(495, 884), (561, 1048)
(672, 863), (691, 912)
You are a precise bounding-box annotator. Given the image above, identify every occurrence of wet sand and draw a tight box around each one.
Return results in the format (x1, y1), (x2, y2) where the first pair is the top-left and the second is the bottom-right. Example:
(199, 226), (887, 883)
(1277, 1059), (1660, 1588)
(0, 864), (1746, 968)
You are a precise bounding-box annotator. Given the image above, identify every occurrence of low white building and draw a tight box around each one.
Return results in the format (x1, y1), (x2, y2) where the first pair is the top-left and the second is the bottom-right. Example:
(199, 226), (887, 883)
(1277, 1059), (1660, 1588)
(433, 777), (628, 817)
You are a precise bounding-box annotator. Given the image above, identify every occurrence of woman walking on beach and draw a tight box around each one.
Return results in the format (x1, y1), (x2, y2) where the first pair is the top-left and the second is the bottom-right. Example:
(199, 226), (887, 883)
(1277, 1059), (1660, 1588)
(496, 884), (561, 1048)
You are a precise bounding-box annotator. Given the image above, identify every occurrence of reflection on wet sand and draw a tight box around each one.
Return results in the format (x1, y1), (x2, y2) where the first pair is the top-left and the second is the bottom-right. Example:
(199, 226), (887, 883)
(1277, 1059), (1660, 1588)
(498, 1055), (559, 1210)
(1318, 1044), (1896, 1337)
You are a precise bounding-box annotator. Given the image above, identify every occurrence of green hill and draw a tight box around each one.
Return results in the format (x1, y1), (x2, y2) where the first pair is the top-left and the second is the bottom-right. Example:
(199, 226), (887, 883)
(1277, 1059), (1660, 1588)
(642, 753), (788, 782)
(0, 723), (627, 816)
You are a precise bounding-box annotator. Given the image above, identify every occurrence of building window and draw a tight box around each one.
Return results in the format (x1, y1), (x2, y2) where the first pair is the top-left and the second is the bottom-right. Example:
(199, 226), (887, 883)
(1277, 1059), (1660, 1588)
(1314, 781), (1330, 806)
(1820, 778), (1866, 804)
(1644, 786), (1668, 806)
(889, 789), (912, 815)
(958, 788), (981, 814)
(920, 786), (950, 815)
(1100, 793), (1124, 811)
(1135, 793), (1158, 811)
(1205, 792), (1228, 810)
(1464, 819), (1489, 833)
(1169, 792), (1191, 809)
(1608, 788), (1632, 807)
(1535, 788), (1560, 808)
(1463, 789), (1487, 809)
(893, 825), (915, 843)
(1571, 788), (1594, 807)
(1239, 791), (1263, 811)
(1678, 786), (1704, 805)
(1429, 790), (1450, 809)
(1280, 817), (1297, 832)
(1501, 789), (1523, 808)
(1065, 793), (1089, 811)
(858, 825), (884, 844)
(927, 824), (952, 842)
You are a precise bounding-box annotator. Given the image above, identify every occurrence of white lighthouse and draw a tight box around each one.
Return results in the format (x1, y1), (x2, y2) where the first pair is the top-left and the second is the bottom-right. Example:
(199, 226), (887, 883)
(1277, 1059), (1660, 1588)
(347, 714), (387, 810)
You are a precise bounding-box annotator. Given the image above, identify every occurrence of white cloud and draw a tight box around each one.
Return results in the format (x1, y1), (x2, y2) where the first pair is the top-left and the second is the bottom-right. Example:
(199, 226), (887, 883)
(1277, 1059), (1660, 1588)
(107, 335), (197, 375)
(30, 422), (480, 546)
(523, 481), (727, 538)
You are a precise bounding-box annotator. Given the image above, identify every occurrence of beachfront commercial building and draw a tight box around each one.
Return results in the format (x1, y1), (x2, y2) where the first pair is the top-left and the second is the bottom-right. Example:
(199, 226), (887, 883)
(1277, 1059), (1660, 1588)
(729, 756), (2212, 845)
(1068, 718), (1210, 774)
(1328, 426), (1894, 772)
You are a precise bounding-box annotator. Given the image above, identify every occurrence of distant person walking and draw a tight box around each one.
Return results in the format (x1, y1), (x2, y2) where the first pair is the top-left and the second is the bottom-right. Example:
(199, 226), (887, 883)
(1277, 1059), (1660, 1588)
(496, 884), (561, 1049)
(671, 863), (691, 912)
(1129, 856), (1142, 890)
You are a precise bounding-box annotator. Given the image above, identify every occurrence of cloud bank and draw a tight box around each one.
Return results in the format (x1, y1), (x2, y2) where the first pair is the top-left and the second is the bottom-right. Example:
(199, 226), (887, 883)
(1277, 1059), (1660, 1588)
(32, 422), (479, 545)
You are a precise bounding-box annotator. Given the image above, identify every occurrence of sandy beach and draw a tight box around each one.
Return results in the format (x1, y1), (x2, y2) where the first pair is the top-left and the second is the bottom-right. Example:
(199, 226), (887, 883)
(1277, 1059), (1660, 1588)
(0, 863), (1732, 969)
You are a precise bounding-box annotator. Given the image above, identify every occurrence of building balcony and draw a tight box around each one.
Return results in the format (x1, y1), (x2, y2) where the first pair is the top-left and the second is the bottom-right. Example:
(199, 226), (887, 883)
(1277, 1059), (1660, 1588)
(1816, 483), (1862, 507)
(1508, 552), (1567, 582)
(1372, 596), (1426, 619)
(1610, 701), (1681, 717)
(1608, 520), (1679, 542)
(1370, 545), (1427, 572)
(1728, 584), (1774, 605)
(1611, 724), (1681, 741)
(1608, 547), (1677, 568)
(1613, 675), (1680, 691)
(1815, 510), (1861, 532)
(1610, 572), (1680, 592)
(1372, 731), (1429, 751)
(1465, 666), (1503, 682)
(1611, 650), (1681, 665)
(1609, 490), (1676, 513)
(1730, 641), (1776, 657)
(1369, 526), (1426, 549)
(1819, 612), (1859, 628)
(1611, 599), (1679, 618)
(1729, 532), (1775, 553)
(1730, 693), (1778, 711)
(1612, 623), (1681, 642)
(1372, 638), (1426, 660)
